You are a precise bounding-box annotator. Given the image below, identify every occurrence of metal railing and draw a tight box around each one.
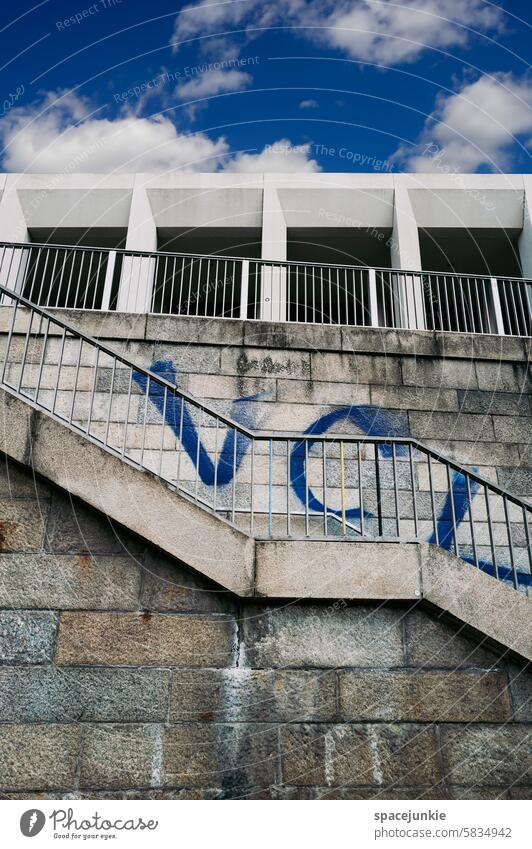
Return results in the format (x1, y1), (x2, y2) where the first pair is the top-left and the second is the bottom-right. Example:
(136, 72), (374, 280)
(1, 241), (530, 337)
(1, 282), (531, 592)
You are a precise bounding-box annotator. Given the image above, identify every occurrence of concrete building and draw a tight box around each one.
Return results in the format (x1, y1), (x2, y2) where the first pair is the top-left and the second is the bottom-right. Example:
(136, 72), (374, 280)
(0, 172), (530, 799)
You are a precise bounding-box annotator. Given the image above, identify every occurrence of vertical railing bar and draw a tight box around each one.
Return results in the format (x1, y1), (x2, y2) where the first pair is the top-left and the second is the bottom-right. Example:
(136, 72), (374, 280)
(36, 247), (51, 306)
(250, 439), (255, 536)
(485, 486), (498, 580)
(104, 357), (116, 447)
(409, 443), (418, 539)
(466, 474), (478, 569)
(446, 463), (459, 556)
(374, 441), (383, 537)
(392, 442), (400, 538)
(268, 438), (273, 538)
(16, 305), (33, 394)
(86, 346), (99, 437)
(427, 452), (438, 544)
(45, 248), (59, 308)
(523, 506), (532, 575)
(51, 326), (67, 415)
(121, 368), (133, 457)
(0, 297), (19, 385)
(503, 495), (518, 590)
(195, 258), (202, 317)
(304, 439), (310, 536)
(194, 407), (202, 499)
(340, 440), (346, 536)
(287, 438), (291, 537)
(139, 374), (150, 469)
(231, 425), (237, 524)
(35, 316), (51, 408)
(213, 417), (219, 512)
(358, 440), (364, 536)
(205, 259), (211, 317)
(323, 440), (327, 536)
(175, 393), (185, 488)
(157, 387), (167, 478)
(91, 251), (103, 310)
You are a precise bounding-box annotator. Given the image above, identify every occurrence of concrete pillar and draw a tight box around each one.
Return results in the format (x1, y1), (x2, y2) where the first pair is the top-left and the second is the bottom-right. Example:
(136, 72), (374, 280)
(390, 183), (425, 330)
(518, 175), (532, 279)
(0, 175), (31, 298)
(260, 182), (287, 321)
(117, 177), (157, 313)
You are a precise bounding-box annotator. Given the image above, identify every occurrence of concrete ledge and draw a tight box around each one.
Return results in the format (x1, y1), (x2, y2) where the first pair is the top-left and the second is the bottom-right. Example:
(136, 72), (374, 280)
(0, 388), (255, 597)
(2, 307), (524, 363)
(254, 539), (421, 599)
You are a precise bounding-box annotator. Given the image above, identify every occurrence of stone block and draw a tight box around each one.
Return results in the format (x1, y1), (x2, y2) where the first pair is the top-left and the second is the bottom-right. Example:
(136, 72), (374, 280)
(140, 550), (231, 614)
(187, 373), (276, 402)
(221, 347), (311, 380)
(0, 667), (170, 722)
(493, 416), (531, 444)
(170, 668), (337, 722)
(44, 491), (145, 556)
(496, 468), (532, 497)
(0, 724), (81, 791)
(244, 320), (342, 353)
(55, 611), (237, 667)
(402, 358), (478, 389)
(457, 390), (531, 416)
(338, 670), (511, 722)
(147, 315), (244, 347)
(162, 722), (278, 792)
(311, 352), (401, 385)
(441, 726), (532, 786)
(80, 724), (160, 789)
(0, 611), (57, 664)
(0, 553), (141, 609)
(371, 385), (459, 412)
(475, 362), (530, 394)
(152, 344), (221, 375)
(281, 723), (440, 786)
(507, 663), (532, 722)
(409, 411), (494, 442)
(404, 608), (503, 669)
(0, 500), (46, 551)
(0, 456), (50, 499)
(276, 379), (370, 406)
(241, 604), (405, 668)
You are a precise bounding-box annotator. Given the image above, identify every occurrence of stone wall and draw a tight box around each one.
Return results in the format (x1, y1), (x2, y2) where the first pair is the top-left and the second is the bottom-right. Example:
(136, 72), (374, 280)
(0, 454), (530, 799)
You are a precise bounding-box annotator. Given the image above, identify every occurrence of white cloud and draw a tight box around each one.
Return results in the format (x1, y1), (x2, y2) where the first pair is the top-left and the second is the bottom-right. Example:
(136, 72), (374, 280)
(392, 73), (532, 172)
(172, 0), (503, 66)
(176, 68), (252, 99)
(0, 91), (319, 174)
(0, 90), (229, 173)
(225, 139), (321, 172)
(299, 99), (319, 109)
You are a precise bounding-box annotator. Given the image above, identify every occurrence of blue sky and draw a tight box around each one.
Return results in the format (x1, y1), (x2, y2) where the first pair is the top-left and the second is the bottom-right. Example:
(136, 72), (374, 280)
(0, 0), (531, 173)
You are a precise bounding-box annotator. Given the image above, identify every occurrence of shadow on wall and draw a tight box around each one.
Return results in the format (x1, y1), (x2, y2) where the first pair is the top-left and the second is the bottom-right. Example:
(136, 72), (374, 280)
(133, 360), (531, 589)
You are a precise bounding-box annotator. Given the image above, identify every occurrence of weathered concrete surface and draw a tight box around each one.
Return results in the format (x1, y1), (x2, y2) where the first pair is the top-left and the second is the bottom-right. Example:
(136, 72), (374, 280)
(0, 386), (255, 596)
(255, 539), (421, 599)
(421, 546), (532, 661)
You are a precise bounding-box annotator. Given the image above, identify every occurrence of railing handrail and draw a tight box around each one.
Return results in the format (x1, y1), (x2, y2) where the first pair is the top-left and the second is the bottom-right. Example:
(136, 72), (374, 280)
(1, 280), (530, 515)
(1, 240), (530, 286)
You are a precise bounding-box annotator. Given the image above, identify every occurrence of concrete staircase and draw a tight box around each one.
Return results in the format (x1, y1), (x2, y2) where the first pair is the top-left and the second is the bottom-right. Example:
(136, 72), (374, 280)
(1, 371), (531, 661)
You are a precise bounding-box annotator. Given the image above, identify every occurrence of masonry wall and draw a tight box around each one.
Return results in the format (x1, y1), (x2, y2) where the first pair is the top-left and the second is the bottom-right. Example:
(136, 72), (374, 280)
(0, 454), (531, 800)
(53, 311), (532, 493)
(0, 313), (531, 798)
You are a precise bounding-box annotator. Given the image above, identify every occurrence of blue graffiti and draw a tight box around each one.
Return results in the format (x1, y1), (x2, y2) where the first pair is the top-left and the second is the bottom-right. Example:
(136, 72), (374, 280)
(134, 360), (259, 487)
(135, 360), (531, 588)
(290, 405), (410, 522)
